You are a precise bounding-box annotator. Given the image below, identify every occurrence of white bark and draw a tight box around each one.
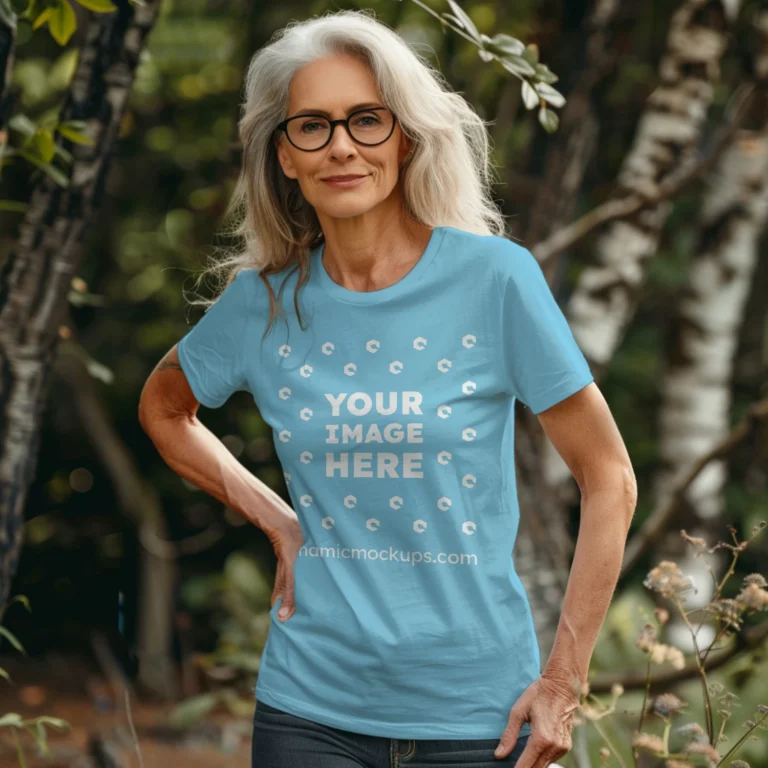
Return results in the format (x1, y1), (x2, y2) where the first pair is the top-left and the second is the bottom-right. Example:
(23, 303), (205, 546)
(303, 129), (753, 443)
(653, 11), (768, 653)
(541, 0), (733, 489)
(566, 0), (732, 368)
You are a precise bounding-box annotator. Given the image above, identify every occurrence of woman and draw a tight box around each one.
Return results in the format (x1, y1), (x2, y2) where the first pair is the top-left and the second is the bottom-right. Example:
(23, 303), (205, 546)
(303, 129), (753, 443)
(139, 9), (637, 768)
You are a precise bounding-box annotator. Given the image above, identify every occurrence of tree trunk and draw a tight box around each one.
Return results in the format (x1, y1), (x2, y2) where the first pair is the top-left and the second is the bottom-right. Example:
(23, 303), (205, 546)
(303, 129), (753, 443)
(517, 0), (733, 658)
(57, 351), (179, 698)
(0, 0), (161, 615)
(565, 0), (731, 374)
(652, 13), (768, 654)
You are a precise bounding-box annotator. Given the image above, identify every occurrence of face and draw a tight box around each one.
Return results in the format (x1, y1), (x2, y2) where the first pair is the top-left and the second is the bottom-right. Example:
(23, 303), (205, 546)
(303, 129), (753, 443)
(273, 53), (411, 224)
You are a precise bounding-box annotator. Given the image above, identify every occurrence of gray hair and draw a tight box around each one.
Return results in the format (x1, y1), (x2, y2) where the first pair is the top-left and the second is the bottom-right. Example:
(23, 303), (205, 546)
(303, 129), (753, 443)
(188, 8), (507, 336)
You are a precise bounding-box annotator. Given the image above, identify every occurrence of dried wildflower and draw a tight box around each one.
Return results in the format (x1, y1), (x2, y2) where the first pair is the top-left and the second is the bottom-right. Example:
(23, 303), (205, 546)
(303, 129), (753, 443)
(735, 581), (768, 611)
(675, 722), (705, 739)
(649, 643), (686, 669)
(599, 746), (610, 761)
(683, 741), (721, 761)
(757, 704), (768, 714)
(632, 732), (665, 753)
(644, 561), (695, 598)
(636, 623), (657, 652)
(653, 693), (686, 717)
(611, 683), (624, 698)
(681, 529), (708, 551)
(707, 598), (744, 630)
(579, 701), (603, 721)
(709, 681), (726, 697)
(744, 574), (767, 588)
(726, 761), (750, 768)
(655, 607), (670, 624)
(665, 761), (693, 768)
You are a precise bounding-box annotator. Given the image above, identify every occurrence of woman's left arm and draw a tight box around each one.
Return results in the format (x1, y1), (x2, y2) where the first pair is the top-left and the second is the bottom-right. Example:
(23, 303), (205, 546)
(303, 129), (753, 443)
(494, 381), (638, 766)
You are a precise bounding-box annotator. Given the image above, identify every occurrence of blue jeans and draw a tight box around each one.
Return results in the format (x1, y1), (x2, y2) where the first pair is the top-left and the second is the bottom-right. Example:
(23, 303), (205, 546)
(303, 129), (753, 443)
(252, 700), (532, 767)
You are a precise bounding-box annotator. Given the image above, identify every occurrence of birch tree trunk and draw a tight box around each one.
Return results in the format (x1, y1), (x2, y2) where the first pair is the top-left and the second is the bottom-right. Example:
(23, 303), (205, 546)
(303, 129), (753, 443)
(565, 0), (732, 374)
(0, 0), (161, 617)
(517, 0), (734, 657)
(651, 11), (768, 654)
(0, 16), (14, 146)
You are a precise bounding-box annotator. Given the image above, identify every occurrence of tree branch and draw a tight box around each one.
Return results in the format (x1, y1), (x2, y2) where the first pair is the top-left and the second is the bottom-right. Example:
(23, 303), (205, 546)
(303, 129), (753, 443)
(587, 620), (768, 694)
(531, 82), (759, 266)
(621, 396), (768, 576)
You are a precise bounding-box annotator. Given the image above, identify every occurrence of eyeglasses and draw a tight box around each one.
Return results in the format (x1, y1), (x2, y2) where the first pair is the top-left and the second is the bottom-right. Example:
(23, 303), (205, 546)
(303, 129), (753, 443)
(276, 107), (397, 151)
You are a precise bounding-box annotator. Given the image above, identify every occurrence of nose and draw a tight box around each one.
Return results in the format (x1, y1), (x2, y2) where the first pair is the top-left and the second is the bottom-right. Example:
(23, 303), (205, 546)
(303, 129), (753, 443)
(328, 122), (357, 155)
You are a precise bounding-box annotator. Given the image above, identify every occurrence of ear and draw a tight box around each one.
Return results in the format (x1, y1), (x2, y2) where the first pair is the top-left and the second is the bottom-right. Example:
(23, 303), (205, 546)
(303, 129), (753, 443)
(274, 134), (297, 179)
(398, 130), (412, 166)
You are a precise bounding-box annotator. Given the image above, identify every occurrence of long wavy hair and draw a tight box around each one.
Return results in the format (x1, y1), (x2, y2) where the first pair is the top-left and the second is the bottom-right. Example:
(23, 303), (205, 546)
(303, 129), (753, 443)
(186, 8), (508, 338)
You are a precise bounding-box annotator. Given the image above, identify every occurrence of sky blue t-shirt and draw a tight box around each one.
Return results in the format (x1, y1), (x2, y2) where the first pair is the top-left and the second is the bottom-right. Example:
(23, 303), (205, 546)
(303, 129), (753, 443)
(176, 225), (594, 740)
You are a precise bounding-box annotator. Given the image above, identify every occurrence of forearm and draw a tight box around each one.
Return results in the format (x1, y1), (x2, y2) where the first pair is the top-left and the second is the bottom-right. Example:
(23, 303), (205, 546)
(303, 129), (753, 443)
(542, 480), (635, 689)
(144, 412), (297, 535)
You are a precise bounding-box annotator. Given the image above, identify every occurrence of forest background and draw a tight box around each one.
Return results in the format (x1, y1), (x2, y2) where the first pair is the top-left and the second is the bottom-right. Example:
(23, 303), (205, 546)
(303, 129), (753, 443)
(0, 0), (766, 766)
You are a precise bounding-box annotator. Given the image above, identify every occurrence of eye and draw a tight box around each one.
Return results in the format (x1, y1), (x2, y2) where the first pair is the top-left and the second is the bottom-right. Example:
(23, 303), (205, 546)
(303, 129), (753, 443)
(299, 119), (326, 133)
(353, 113), (381, 126)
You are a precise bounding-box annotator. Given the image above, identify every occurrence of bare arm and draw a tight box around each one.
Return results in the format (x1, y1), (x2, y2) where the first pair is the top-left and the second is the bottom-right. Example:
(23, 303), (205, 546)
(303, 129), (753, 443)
(137, 345), (298, 539)
(537, 382), (638, 688)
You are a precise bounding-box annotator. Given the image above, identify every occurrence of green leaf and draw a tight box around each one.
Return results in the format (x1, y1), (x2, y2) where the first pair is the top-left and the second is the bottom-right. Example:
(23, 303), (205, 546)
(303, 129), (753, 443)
(0, 713), (24, 728)
(8, 113), (37, 137)
(56, 124), (95, 146)
(482, 32), (525, 57)
(72, 0), (116, 11)
(0, 200), (27, 213)
(67, 288), (106, 307)
(29, 129), (56, 164)
(0, 665), (13, 683)
(4, 595), (32, 615)
(0, 0), (16, 27)
(534, 82), (566, 108)
(53, 143), (73, 164)
(215, 650), (261, 673)
(522, 43), (539, 66)
(31, 6), (50, 29)
(168, 693), (220, 728)
(534, 63), (559, 85)
(47, 0), (77, 46)
(34, 721), (51, 758)
(521, 81), (539, 110)
(445, 0), (480, 43)
(15, 149), (70, 187)
(16, 18), (33, 44)
(31, 716), (69, 730)
(499, 55), (536, 78)
(538, 106), (559, 134)
(58, 119), (87, 131)
(85, 358), (114, 384)
(0, 626), (26, 656)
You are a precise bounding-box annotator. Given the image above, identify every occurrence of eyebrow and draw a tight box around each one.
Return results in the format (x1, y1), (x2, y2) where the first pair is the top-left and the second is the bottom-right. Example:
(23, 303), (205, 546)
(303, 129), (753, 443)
(292, 102), (384, 118)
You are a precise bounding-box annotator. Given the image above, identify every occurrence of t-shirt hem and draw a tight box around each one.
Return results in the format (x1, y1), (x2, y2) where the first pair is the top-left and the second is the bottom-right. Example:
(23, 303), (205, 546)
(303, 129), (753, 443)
(176, 334), (221, 409)
(528, 371), (594, 415)
(254, 682), (533, 740)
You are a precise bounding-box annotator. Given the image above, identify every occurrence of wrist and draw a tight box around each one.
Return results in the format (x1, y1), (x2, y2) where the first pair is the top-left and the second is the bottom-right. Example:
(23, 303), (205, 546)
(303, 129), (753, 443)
(541, 660), (586, 696)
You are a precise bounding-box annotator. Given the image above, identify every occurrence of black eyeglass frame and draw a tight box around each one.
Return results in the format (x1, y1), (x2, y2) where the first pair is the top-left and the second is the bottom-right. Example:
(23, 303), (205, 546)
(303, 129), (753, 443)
(275, 107), (397, 152)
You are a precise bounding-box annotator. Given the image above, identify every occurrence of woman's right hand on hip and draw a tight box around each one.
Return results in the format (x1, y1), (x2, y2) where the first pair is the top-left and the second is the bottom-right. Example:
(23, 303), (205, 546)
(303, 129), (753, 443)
(265, 513), (303, 622)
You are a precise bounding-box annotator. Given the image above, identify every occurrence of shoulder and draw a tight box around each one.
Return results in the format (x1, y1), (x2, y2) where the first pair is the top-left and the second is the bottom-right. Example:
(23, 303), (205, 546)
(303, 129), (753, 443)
(439, 227), (536, 285)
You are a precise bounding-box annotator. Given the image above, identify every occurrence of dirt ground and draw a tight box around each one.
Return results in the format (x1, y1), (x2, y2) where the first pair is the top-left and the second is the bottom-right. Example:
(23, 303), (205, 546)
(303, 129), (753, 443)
(0, 653), (254, 768)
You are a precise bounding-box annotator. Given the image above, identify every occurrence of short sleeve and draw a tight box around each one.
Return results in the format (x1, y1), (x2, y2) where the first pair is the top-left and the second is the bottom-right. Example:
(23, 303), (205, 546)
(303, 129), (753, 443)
(497, 242), (594, 414)
(177, 270), (253, 408)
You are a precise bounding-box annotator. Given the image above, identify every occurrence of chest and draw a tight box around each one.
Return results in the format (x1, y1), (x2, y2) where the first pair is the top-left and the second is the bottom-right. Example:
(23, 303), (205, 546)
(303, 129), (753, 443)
(249, 308), (508, 480)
